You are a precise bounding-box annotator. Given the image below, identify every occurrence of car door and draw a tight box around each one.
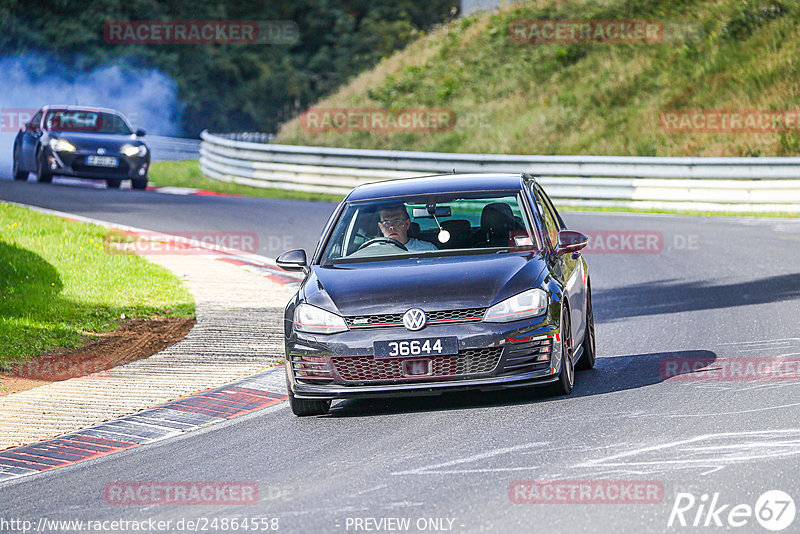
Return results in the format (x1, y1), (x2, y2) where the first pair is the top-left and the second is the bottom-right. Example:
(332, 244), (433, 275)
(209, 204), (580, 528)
(20, 110), (44, 169)
(530, 183), (586, 347)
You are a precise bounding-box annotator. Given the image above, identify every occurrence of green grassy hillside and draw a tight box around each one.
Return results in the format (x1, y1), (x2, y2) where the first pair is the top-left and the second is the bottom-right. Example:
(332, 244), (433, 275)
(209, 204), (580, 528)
(277, 0), (800, 157)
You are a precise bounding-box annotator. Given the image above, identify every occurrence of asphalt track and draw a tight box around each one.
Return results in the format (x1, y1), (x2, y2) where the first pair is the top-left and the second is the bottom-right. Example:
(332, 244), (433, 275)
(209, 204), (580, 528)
(2, 176), (800, 533)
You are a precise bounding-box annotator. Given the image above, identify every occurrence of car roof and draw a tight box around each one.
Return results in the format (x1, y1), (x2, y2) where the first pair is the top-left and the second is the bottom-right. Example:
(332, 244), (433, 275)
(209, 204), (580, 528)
(345, 173), (531, 201)
(41, 105), (126, 115)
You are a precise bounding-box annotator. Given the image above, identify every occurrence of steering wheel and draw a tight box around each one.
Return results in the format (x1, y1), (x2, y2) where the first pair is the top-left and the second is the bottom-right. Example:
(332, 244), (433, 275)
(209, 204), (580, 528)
(357, 237), (408, 251)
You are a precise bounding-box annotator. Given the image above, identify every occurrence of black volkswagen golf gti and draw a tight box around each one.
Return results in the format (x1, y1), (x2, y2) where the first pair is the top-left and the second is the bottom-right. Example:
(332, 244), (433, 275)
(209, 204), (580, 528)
(278, 173), (595, 416)
(13, 105), (150, 189)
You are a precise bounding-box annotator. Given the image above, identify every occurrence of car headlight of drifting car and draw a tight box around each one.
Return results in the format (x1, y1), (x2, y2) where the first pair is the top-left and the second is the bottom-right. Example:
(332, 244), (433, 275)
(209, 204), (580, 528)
(121, 144), (147, 157)
(294, 303), (349, 334)
(483, 288), (548, 322)
(48, 138), (77, 152)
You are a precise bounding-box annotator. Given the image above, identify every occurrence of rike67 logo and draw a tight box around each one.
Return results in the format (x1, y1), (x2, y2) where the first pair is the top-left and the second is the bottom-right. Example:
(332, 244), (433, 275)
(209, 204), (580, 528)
(668, 490), (795, 531)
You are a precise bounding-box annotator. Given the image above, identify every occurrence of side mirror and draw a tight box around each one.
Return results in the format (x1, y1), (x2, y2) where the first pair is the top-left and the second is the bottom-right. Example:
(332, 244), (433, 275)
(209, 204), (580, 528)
(555, 230), (589, 256)
(276, 249), (308, 272)
(135, 128), (146, 137)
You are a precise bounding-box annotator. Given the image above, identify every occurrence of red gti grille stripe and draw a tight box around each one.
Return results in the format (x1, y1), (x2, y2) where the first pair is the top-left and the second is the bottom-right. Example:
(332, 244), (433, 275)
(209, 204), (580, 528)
(428, 317), (483, 324)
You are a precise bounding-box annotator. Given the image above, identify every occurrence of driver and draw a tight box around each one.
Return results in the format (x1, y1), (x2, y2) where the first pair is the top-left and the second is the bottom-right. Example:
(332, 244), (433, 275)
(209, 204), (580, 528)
(377, 204), (438, 252)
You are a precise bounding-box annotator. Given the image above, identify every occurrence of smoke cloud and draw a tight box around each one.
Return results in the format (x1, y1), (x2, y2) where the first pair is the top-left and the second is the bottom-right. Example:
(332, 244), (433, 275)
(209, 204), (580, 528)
(0, 55), (180, 178)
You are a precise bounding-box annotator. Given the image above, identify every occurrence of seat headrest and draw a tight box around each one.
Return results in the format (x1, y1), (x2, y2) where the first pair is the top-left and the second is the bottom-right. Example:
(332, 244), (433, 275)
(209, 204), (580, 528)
(481, 203), (515, 234)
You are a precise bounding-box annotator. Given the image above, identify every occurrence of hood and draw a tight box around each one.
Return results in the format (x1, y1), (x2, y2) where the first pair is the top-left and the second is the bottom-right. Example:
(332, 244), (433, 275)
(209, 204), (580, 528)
(48, 131), (141, 151)
(304, 253), (547, 316)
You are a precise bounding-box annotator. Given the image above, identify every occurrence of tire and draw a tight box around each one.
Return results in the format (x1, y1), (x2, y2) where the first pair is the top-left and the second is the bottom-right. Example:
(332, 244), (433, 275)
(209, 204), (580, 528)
(575, 285), (596, 370)
(12, 149), (28, 181)
(36, 152), (52, 183)
(106, 178), (122, 189)
(549, 302), (574, 396)
(131, 177), (148, 190)
(288, 392), (331, 416)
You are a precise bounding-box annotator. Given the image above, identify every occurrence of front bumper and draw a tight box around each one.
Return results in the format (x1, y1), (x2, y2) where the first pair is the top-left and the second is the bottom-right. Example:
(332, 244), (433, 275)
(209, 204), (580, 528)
(44, 148), (149, 179)
(286, 318), (563, 400)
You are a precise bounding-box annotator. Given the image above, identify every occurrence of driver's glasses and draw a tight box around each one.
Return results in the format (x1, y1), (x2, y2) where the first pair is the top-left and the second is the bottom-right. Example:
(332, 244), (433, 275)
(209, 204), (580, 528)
(379, 218), (406, 227)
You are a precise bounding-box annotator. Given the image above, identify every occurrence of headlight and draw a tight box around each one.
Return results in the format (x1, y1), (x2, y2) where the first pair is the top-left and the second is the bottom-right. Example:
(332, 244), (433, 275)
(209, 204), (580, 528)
(49, 138), (76, 152)
(294, 303), (348, 334)
(484, 289), (548, 322)
(121, 144), (147, 157)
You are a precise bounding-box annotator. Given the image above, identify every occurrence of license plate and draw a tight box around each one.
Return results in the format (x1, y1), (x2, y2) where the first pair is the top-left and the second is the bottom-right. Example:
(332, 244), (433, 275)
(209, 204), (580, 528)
(86, 155), (118, 167)
(373, 337), (458, 359)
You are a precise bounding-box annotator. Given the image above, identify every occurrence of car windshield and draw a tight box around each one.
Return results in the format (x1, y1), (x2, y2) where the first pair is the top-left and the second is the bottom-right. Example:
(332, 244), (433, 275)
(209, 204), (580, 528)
(44, 110), (132, 134)
(320, 191), (539, 264)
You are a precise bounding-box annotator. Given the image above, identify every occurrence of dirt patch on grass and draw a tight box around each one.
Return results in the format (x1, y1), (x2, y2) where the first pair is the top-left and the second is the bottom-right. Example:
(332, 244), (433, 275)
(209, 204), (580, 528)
(0, 317), (195, 397)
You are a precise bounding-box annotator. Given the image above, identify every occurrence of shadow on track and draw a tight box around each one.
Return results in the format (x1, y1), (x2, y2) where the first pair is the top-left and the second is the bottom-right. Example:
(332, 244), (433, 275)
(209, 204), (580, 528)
(324, 349), (716, 418)
(594, 274), (800, 321)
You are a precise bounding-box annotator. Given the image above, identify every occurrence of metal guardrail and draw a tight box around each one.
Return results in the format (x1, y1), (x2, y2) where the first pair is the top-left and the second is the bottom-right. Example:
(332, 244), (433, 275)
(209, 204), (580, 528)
(148, 135), (201, 162)
(200, 131), (800, 212)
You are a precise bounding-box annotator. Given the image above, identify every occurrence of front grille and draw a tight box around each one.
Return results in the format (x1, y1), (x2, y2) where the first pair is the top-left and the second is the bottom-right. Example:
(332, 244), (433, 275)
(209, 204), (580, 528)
(345, 313), (403, 328)
(345, 308), (486, 329)
(499, 337), (552, 375)
(332, 347), (502, 382)
(429, 308), (486, 323)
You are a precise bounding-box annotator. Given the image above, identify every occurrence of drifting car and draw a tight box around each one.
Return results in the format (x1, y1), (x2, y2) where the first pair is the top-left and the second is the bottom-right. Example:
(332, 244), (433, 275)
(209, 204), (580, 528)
(12, 105), (150, 189)
(277, 173), (595, 416)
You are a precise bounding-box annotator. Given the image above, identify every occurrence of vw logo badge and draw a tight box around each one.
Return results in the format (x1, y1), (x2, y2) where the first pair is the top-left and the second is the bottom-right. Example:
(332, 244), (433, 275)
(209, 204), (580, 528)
(403, 308), (427, 331)
(97, 148), (106, 155)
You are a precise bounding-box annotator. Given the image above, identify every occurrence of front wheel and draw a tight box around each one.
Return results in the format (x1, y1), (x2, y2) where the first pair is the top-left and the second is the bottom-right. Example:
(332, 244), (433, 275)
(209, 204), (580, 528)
(288, 393), (331, 416)
(131, 177), (148, 190)
(575, 286), (596, 370)
(36, 152), (52, 183)
(13, 149), (28, 181)
(548, 303), (574, 396)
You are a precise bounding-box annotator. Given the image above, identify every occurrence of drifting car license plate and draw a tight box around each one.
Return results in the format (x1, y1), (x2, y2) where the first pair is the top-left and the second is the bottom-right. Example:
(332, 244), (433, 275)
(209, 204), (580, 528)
(373, 337), (458, 359)
(86, 155), (118, 167)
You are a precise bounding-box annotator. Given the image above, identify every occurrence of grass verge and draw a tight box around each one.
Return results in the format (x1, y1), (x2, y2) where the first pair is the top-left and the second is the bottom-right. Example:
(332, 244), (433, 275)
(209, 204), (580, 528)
(150, 160), (344, 203)
(0, 203), (195, 367)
